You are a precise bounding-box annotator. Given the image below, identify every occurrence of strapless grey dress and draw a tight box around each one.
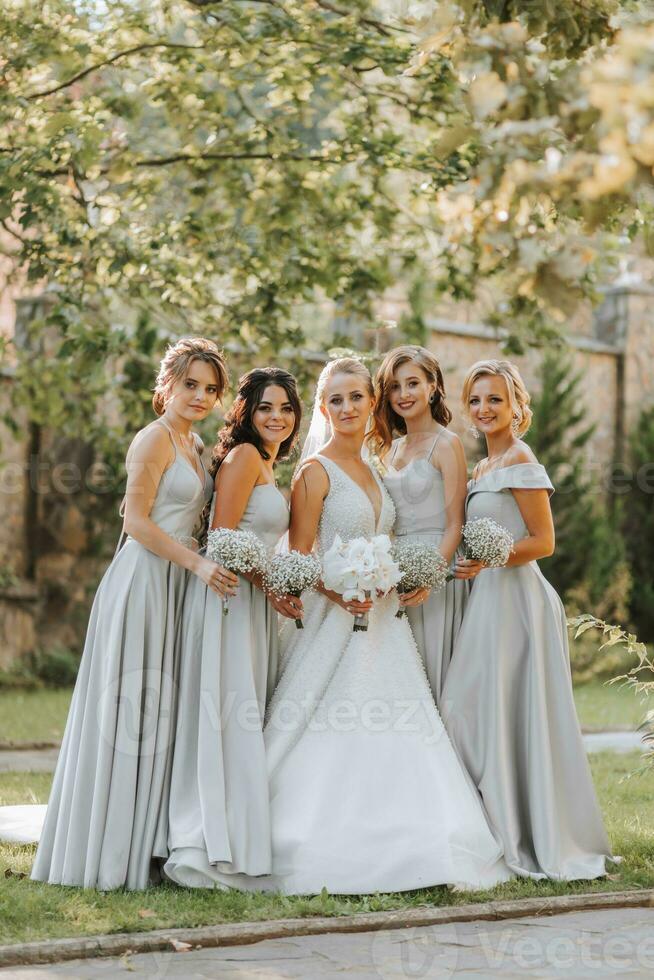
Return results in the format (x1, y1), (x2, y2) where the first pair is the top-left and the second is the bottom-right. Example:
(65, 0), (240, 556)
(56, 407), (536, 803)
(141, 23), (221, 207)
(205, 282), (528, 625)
(31, 425), (212, 890)
(441, 463), (614, 880)
(383, 441), (467, 704)
(164, 484), (289, 888)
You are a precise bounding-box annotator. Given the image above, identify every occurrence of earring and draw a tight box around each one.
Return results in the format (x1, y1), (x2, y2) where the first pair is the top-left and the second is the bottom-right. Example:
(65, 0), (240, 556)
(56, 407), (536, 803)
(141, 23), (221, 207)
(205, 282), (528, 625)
(469, 425), (480, 440)
(511, 414), (521, 436)
(429, 391), (436, 404)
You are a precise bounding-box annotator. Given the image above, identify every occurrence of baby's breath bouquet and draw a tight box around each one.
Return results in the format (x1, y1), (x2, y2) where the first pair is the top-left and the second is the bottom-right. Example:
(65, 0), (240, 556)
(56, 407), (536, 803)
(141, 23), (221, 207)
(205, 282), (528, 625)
(391, 541), (451, 619)
(461, 517), (514, 568)
(264, 551), (321, 629)
(206, 528), (268, 615)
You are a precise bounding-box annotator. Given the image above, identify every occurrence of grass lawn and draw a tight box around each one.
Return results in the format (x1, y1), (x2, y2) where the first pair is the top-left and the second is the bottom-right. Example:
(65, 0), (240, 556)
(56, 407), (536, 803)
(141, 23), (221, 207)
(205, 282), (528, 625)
(0, 681), (646, 748)
(0, 689), (73, 746)
(0, 751), (653, 946)
(573, 680), (648, 732)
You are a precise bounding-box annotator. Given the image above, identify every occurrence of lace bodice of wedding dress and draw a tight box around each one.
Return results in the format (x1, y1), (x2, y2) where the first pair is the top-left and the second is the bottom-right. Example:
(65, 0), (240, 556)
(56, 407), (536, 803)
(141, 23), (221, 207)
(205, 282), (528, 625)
(312, 454), (395, 553)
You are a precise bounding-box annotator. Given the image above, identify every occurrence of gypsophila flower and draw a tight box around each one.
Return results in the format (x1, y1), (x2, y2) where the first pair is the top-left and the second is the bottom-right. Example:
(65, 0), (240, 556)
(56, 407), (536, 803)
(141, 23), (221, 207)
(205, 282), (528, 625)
(264, 551), (321, 629)
(391, 541), (450, 618)
(462, 517), (514, 567)
(206, 528), (268, 615)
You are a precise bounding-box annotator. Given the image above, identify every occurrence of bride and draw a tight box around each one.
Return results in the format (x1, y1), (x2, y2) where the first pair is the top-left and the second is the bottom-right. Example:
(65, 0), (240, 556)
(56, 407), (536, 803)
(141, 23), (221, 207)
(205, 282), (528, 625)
(213, 357), (510, 895)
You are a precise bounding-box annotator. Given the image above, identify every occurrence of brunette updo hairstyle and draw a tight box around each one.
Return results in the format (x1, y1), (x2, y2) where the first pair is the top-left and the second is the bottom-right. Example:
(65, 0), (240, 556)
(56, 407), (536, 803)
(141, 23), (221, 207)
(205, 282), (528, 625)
(368, 345), (452, 459)
(461, 359), (533, 436)
(209, 367), (302, 477)
(152, 337), (228, 415)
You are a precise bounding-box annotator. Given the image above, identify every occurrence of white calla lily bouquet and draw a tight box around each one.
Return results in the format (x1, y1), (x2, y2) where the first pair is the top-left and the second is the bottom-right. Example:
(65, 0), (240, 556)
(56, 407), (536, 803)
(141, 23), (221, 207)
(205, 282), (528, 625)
(322, 533), (402, 631)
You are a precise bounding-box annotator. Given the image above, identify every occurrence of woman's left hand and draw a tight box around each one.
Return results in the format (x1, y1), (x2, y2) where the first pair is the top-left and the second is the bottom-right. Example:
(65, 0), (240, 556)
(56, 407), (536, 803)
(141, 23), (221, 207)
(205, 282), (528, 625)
(268, 592), (304, 621)
(398, 587), (431, 608)
(454, 557), (485, 580)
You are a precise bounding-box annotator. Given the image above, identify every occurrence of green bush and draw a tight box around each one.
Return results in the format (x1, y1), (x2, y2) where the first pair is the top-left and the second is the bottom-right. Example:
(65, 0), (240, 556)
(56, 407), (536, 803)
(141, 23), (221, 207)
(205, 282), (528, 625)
(0, 648), (80, 691)
(527, 349), (631, 621)
(624, 406), (654, 643)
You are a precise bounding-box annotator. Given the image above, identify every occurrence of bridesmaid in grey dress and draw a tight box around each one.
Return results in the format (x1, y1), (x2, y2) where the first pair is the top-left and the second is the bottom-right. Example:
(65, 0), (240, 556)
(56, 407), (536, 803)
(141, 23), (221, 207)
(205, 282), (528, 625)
(31, 338), (237, 890)
(164, 368), (303, 889)
(370, 345), (468, 703)
(441, 358), (614, 880)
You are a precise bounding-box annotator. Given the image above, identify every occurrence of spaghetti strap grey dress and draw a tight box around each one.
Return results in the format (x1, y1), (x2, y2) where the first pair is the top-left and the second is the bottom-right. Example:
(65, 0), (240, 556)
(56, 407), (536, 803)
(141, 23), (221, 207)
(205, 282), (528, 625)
(163, 483), (289, 889)
(440, 463), (614, 880)
(383, 434), (467, 703)
(30, 420), (212, 890)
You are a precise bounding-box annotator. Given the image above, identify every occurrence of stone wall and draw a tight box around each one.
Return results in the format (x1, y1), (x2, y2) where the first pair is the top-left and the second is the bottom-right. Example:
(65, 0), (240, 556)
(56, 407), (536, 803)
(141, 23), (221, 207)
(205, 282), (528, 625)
(426, 319), (622, 472)
(0, 281), (651, 670)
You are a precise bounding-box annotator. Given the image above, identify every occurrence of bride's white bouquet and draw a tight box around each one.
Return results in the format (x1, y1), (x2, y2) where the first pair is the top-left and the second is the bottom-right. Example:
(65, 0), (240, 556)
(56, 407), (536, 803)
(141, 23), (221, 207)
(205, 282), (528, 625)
(322, 533), (402, 632)
(391, 540), (451, 619)
(461, 517), (514, 568)
(263, 551), (321, 629)
(206, 528), (268, 615)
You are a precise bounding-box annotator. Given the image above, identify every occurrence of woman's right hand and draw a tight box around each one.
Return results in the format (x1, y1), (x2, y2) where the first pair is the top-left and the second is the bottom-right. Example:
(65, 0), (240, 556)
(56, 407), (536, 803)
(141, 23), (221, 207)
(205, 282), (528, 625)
(454, 557), (485, 580)
(195, 556), (239, 598)
(333, 594), (374, 617)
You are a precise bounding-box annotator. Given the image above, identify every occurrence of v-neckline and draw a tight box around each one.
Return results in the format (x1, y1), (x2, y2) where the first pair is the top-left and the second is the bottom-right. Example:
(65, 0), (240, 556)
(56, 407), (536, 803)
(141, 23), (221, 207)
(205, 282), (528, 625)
(318, 454), (383, 531)
(176, 452), (205, 489)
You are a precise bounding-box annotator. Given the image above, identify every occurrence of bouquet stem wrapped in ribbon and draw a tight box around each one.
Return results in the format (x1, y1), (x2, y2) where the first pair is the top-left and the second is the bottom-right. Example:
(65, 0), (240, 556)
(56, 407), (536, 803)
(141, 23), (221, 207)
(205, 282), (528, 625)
(391, 540), (451, 619)
(263, 551), (321, 629)
(322, 534), (402, 632)
(206, 528), (268, 615)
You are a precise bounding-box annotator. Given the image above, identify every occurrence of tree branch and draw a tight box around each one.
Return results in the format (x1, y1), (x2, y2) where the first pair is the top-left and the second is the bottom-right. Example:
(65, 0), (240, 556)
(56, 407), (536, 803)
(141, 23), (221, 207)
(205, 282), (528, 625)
(35, 148), (351, 178)
(27, 43), (205, 99)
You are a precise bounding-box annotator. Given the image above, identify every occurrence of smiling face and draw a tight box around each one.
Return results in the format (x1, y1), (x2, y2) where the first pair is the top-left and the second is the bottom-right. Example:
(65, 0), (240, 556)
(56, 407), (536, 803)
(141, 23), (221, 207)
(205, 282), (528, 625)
(388, 359), (435, 424)
(252, 384), (296, 448)
(321, 371), (374, 437)
(468, 374), (515, 437)
(166, 358), (221, 422)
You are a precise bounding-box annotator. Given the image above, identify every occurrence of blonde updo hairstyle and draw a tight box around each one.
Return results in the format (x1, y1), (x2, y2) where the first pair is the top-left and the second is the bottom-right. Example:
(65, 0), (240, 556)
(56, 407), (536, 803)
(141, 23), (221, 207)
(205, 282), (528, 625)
(462, 359), (533, 436)
(152, 337), (229, 416)
(316, 356), (374, 404)
(368, 345), (452, 460)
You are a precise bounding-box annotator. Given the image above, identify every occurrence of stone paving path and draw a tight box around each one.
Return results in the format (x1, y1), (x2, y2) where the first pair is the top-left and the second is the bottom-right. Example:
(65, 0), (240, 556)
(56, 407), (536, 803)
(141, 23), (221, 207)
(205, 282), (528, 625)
(2, 907), (653, 978)
(0, 732), (645, 774)
(0, 749), (60, 773)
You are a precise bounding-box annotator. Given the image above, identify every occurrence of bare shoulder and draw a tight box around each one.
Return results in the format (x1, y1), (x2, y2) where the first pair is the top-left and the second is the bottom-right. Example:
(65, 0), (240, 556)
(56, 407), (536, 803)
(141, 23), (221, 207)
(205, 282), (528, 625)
(126, 421), (171, 465)
(222, 442), (261, 474)
(292, 457), (330, 496)
(504, 441), (538, 466)
(435, 427), (464, 457)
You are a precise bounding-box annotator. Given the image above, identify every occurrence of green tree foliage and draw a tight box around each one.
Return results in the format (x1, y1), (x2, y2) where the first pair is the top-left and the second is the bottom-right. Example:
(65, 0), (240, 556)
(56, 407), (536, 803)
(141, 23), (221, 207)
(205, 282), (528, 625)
(526, 349), (631, 621)
(2, 0), (654, 461)
(624, 407), (654, 641)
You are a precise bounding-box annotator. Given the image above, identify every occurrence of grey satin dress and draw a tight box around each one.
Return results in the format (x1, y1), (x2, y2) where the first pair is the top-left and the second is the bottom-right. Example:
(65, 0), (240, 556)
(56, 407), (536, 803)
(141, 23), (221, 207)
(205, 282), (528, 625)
(163, 483), (289, 889)
(383, 434), (467, 704)
(441, 463), (614, 881)
(31, 421), (212, 890)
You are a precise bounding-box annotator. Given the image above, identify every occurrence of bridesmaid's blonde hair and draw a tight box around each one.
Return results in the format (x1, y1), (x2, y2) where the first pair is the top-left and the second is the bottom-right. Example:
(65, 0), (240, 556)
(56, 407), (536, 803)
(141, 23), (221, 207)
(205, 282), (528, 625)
(152, 337), (229, 415)
(462, 359), (533, 436)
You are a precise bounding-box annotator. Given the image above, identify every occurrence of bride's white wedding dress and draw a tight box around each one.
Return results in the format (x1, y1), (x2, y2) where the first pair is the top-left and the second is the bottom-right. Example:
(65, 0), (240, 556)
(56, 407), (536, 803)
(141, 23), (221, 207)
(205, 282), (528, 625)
(0, 454), (511, 895)
(199, 454), (511, 895)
